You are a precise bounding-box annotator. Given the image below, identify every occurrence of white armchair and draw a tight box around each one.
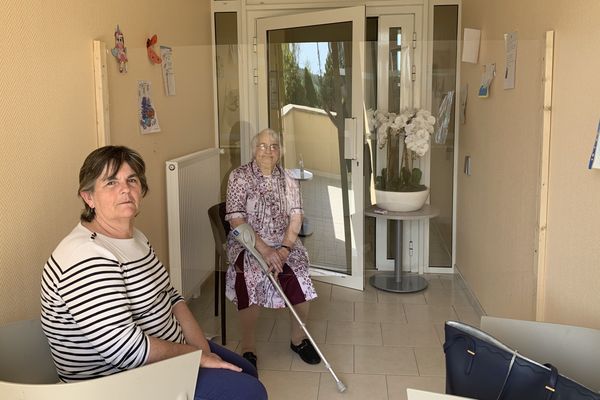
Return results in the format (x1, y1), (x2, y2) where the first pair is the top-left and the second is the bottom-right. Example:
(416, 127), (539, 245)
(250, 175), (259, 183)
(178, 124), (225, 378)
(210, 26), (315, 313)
(0, 319), (200, 400)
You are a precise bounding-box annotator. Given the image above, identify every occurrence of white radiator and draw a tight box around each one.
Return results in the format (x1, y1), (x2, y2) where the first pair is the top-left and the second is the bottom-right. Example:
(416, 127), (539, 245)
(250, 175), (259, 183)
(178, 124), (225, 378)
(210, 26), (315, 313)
(166, 148), (220, 299)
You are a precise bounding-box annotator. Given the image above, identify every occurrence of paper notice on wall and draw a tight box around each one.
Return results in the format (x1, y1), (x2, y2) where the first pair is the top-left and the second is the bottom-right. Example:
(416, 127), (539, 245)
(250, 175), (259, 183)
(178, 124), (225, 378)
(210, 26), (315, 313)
(589, 121), (600, 169)
(138, 80), (160, 134)
(160, 46), (176, 96)
(462, 28), (481, 64)
(504, 31), (518, 90)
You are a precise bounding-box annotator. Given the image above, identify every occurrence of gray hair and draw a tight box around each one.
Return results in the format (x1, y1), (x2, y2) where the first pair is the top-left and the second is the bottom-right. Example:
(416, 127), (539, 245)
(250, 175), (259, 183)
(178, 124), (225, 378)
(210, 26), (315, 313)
(251, 128), (282, 159)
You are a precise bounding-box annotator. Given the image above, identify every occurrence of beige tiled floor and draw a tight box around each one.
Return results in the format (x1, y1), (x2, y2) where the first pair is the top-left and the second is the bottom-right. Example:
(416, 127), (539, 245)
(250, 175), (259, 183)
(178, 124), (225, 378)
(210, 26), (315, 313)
(188, 272), (482, 400)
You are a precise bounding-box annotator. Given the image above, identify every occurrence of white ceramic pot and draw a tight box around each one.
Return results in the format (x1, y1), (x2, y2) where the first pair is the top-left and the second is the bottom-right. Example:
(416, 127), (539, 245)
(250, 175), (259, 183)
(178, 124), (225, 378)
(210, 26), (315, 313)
(375, 188), (430, 212)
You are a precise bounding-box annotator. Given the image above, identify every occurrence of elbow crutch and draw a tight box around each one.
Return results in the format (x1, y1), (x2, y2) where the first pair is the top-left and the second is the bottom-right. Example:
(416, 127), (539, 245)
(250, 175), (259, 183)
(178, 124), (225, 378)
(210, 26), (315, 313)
(232, 223), (347, 393)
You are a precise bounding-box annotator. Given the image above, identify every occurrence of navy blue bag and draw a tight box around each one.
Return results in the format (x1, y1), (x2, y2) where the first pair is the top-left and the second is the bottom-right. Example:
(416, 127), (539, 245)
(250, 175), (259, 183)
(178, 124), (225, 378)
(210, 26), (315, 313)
(444, 321), (600, 400)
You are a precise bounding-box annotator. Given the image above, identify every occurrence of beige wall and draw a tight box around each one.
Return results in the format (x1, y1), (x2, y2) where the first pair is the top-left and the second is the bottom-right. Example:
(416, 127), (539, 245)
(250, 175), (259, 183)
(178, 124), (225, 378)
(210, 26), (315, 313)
(458, 0), (600, 329)
(0, 0), (213, 324)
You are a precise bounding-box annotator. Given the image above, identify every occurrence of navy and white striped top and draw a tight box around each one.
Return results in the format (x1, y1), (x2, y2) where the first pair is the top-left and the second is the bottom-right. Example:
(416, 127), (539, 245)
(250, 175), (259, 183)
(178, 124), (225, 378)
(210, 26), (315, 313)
(40, 223), (185, 382)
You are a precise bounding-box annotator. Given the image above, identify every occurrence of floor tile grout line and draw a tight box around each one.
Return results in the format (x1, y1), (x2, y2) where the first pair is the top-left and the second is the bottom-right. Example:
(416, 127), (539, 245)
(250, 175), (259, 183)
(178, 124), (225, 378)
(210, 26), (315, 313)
(412, 346), (421, 377)
(402, 303), (409, 324)
(385, 373), (391, 400)
(352, 343), (356, 374)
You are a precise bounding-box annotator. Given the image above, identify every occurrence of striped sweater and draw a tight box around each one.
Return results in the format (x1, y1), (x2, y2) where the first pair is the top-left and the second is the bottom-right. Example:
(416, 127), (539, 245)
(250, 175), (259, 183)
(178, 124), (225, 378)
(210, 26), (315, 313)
(40, 223), (185, 382)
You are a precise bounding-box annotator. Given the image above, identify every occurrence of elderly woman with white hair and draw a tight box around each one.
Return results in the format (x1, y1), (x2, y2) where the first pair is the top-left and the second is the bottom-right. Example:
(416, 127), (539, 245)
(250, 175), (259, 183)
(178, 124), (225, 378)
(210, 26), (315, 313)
(225, 128), (320, 369)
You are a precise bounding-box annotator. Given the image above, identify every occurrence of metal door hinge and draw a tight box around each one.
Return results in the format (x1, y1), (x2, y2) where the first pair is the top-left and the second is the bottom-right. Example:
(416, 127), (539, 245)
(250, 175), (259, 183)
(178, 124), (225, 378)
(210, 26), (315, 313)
(253, 37), (257, 53)
(411, 65), (416, 82)
(409, 240), (414, 256)
(253, 68), (258, 85)
(412, 32), (417, 49)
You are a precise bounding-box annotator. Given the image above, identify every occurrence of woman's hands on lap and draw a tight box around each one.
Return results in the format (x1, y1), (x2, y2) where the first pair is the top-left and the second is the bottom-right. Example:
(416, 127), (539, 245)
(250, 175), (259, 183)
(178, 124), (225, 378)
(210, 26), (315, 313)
(260, 246), (284, 276)
(277, 247), (290, 264)
(200, 352), (242, 372)
(230, 218), (289, 276)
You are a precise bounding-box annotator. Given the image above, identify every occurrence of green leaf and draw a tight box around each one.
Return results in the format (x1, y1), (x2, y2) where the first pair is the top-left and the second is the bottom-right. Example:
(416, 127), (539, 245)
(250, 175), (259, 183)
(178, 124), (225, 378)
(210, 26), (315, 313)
(410, 168), (422, 186)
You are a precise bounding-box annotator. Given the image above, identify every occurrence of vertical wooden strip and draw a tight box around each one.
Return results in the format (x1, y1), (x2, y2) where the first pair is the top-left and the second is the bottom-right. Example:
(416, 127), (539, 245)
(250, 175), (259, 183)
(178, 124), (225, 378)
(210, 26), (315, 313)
(535, 31), (554, 321)
(93, 40), (110, 147)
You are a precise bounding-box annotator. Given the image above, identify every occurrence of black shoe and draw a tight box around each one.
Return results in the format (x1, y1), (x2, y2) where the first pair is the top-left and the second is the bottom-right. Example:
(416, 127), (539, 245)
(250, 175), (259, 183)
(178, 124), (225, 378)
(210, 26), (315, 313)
(290, 339), (321, 365)
(242, 351), (257, 369)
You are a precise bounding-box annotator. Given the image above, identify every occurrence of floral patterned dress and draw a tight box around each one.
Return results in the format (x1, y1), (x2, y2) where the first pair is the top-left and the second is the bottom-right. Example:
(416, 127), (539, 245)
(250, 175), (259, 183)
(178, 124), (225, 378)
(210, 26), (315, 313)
(225, 160), (317, 309)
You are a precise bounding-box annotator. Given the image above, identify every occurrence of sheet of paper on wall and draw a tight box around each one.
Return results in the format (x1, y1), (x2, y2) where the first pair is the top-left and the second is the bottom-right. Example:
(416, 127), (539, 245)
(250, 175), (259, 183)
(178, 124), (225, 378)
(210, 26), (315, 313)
(504, 31), (518, 90)
(160, 46), (176, 96)
(462, 28), (481, 64)
(138, 80), (161, 134)
(588, 120), (600, 169)
(478, 63), (495, 98)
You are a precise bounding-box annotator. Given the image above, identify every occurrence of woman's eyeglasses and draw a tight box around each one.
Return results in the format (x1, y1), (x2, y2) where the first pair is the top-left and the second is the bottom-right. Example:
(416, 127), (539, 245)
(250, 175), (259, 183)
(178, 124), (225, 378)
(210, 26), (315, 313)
(256, 143), (280, 151)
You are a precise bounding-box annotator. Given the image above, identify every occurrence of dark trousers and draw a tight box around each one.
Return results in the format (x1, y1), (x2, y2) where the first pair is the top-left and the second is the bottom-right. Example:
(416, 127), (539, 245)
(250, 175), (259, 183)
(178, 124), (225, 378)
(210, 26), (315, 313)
(194, 341), (268, 400)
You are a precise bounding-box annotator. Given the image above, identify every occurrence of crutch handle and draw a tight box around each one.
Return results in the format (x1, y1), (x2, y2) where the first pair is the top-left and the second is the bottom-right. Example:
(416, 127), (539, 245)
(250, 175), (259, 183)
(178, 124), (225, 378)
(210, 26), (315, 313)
(232, 224), (268, 275)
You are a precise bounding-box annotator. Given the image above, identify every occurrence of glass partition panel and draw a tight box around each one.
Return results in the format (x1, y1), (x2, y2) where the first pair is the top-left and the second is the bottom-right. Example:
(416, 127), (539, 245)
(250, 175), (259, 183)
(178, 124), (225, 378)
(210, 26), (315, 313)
(368, 14), (415, 271)
(429, 5), (458, 268)
(364, 17), (378, 270)
(215, 12), (241, 199)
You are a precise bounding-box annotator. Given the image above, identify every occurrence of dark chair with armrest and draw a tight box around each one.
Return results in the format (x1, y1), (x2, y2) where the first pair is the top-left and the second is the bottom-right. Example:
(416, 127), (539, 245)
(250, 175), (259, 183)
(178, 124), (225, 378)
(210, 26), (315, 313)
(207, 202), (231, 345)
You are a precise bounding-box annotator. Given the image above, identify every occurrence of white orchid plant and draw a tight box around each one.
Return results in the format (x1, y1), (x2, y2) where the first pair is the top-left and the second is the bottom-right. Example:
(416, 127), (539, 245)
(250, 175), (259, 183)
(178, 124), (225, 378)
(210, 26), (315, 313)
(367, 108), (436, 192)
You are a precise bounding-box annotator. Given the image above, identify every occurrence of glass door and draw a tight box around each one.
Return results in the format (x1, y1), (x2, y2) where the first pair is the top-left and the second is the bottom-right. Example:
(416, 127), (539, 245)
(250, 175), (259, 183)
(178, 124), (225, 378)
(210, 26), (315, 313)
(256, 6), (365, 290)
